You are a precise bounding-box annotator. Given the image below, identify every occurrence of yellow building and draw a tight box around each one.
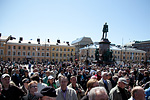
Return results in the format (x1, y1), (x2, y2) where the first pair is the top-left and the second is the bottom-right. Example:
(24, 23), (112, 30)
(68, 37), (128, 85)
(79, 44), (146, 64)
(0, 35), (75, 63)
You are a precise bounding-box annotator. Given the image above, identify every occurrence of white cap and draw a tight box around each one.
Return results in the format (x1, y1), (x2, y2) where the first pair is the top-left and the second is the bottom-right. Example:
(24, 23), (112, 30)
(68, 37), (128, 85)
(48, 75), (54, 80)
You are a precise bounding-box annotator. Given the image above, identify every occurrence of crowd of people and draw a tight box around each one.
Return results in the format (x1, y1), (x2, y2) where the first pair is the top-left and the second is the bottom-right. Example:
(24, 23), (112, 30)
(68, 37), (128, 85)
(0, 61), (150, 100)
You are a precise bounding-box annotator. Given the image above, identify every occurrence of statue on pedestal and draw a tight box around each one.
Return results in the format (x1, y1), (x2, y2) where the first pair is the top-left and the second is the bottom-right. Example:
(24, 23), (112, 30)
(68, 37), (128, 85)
(102, 22), (108, 39)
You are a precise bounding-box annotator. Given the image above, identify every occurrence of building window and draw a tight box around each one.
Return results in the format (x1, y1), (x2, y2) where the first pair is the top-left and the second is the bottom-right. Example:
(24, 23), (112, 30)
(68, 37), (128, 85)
(38, 47), (40, 50)
(38, 52), (40, 56)
(64, 54), (66, 57)
(8, 46), (11, 49)
(67, 54), (69, 57)
(13, 46), (16, 49)
(42, 48), (44, 51)
(27, 52), (30, 56)
(23, 46), (26, 50)
(46, 53), (49, 56)
(8, 58), (10, 61)
(42, 53), (44, 56)
(18, 46), (21, 50)
(33, 47), (35, 50)
(13, 51), (16, 56)
(28, 47), (30, 50)
(52, 48), (55, 51)
(13, 58), (15, 61)
(71, 49), (73, 51)
(68, 49), (70, 51)
(52, 53), (54, 57)
(60, 53), (62, 57)
(56, 53), (58, 57)
(32, 52), (35, 56)
(123, 56), (125, 59)
(118, 51), (120, 54)
(60, 48), (62, 51)
(56, 48), (59, 51)
(23, 52), (26, 56)
(64, 48), (66, 51)
(18, 58), (20, 61)
(47, 48), (49, 51)
(0, 50), (3, 55)
(18, 52), (21, 56)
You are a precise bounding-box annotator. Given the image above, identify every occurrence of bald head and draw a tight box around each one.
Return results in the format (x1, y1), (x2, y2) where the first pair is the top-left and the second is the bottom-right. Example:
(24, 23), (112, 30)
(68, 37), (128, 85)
(131, 86), (145, 100)
(89, 87), (108, 100)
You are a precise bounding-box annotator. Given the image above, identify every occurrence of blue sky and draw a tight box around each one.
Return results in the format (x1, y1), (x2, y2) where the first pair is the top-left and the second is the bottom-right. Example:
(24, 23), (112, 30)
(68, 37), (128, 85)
(0, 0), (150, 45)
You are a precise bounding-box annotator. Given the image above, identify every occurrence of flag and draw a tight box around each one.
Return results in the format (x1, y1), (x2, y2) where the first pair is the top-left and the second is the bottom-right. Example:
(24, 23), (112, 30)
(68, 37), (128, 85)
(30, 39), (32, 40)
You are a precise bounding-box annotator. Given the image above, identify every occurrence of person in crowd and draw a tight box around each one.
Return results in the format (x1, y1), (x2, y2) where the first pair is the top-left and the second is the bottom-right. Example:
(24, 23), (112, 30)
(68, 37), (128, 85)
(81, 79), (100, 100)
(66, 66), (74, 84)
(88, 87), (109, 100)
(21, 78), (29, 95)
(56, 74), (61, 88)
(143, 81), (150, 90)
(42, 71), (51, 85)
(21, 69), (30, 85)
(1, 74), (25, 100)
(22, 81), (39, 100)
(36, 86), (57, 100)
(68, 76), (85, 100)
(56, 75), (78, 100)
(117, 70), (123, 78)
(139, 71), (150, 86)
(94, 70), (102, 81)
(129, 71), (135, 88)
(30, 74), (47, 92)
(11, 68), (21, 86)
(137, 69), (144, 85)
(48, 75), (57, 89)
(0, 83), (6, 99)
(112, 75), (118, 87)
(128, 86), (146, 100)
(98, 72), (112, 94)
(108, 72), (116, 88)
(109, 77), (131, 100)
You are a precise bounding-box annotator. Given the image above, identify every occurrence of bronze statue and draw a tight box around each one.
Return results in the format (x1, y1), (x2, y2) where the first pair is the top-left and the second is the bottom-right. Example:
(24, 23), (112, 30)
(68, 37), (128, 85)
(102, 22), (108, 39)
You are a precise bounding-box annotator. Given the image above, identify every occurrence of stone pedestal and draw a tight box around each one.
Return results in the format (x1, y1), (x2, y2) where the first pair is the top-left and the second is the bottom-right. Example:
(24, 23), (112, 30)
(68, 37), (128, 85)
(99, 39), (111, 64)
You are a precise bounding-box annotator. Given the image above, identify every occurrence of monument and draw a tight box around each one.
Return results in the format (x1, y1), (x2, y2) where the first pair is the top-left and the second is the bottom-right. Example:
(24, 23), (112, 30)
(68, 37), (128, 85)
(99, 23), (112, 65)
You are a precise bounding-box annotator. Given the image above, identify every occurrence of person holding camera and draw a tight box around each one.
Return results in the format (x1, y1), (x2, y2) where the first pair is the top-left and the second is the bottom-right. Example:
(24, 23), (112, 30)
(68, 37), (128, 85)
(68, 76), (85, 100)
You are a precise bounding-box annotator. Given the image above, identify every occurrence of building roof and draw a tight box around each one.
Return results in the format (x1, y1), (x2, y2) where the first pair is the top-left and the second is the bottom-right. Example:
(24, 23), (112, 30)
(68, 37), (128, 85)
(0, 36), (9, 41)
(71, 36), (93, 45)
(80, 44), (146, 53)
(6, 39), (74, 47)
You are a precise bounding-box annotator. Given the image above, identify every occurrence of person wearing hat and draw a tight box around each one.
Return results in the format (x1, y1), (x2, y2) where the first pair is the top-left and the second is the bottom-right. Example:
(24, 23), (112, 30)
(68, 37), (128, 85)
(36, 86), (57, 100)
(21, 78), (30, 95)
(21, 69), (30, 85)
(1, 74), (25, 100)
(109, 77), (131, 100)
(48, 75), (57, 89)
